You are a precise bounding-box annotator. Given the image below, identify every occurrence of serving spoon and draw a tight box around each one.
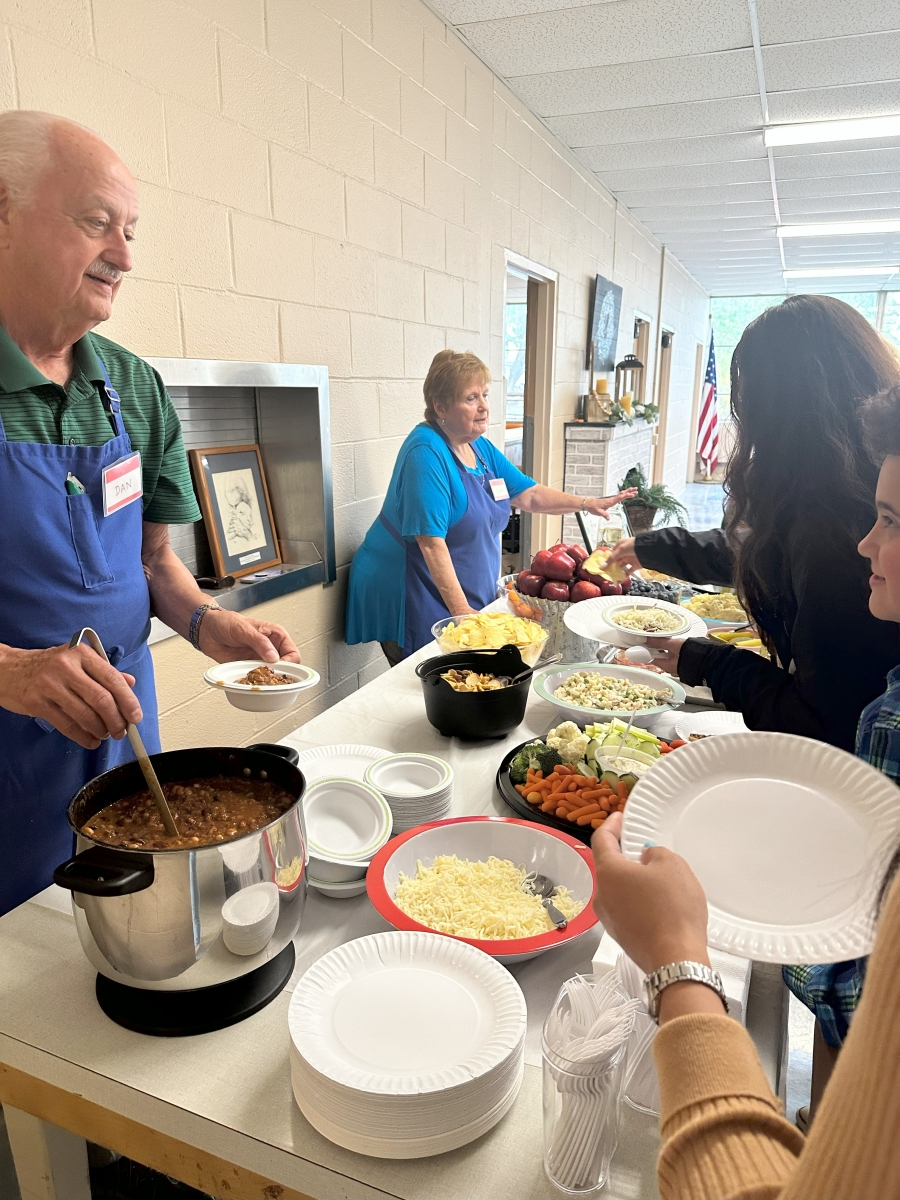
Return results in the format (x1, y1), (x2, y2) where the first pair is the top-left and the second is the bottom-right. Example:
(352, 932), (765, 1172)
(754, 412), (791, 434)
(523, 873), (568, 930)
(69, 628), (180, 838)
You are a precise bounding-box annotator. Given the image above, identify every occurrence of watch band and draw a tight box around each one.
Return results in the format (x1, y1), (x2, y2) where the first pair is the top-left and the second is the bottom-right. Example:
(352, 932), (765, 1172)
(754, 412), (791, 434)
(189, 602), (220, 650)
(581, 497), (590, 516)
(644, 961), (728, 1020)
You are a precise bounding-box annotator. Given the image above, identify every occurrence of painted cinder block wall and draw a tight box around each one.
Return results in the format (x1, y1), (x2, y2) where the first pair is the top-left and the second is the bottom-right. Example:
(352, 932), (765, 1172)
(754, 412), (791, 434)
(0, 0), (709, 749)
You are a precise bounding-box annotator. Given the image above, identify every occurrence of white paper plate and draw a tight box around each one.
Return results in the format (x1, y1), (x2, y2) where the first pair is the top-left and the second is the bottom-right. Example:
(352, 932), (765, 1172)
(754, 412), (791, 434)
(564, 594), (708, 649)
(204, 660), (320, 712)
(674, 711), (749, 740)
(288, 931), (526, 1094)
(291, 743), (392, 785)
(622, 731), (900, 963)
(291, 1062), (523, 1158)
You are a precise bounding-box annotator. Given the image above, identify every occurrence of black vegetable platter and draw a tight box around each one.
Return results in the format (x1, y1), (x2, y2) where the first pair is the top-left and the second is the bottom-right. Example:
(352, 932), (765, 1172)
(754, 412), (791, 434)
(495, 740), (592, 845)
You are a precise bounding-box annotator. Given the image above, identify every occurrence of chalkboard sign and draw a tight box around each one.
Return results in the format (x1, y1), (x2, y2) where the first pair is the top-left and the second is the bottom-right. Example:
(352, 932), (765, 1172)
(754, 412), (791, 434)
(588, 274), (623, 373)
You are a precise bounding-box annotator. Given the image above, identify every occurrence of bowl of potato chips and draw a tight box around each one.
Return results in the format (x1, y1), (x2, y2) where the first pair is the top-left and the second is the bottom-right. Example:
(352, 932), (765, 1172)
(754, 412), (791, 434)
(431, 612), (549, 667)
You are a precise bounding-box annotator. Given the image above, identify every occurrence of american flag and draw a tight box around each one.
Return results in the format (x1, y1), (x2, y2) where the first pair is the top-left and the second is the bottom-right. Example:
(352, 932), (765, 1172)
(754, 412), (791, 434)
(697, 330), (719, 476)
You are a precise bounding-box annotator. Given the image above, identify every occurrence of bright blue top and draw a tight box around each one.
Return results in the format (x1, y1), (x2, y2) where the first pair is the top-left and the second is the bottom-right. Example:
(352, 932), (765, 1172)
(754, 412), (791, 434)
(346, 424), (535, 646)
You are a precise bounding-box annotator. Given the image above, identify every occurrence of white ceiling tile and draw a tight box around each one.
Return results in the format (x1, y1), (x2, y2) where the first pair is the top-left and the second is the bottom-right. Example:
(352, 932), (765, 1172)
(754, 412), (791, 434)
(618, 181), (774, 207)
(509, 49), (757, 116)
(768, 80), (900, 124)
(773, 135), (900, 158)
(774, 146), (900, 181)
(602, 159), (770, 192)
(433, 0), (605, 21)
(580, 132), (765, 171)
(778, 195), (900, 216)
(763, 31), (900, 93)
(777, 171), (900, 199)
(547, 95), (762, 146)
(756, 0), (900, 46)
(457, 0), (751, 77)
(632, 200), (774, 221)
(652, 217), (777, 234)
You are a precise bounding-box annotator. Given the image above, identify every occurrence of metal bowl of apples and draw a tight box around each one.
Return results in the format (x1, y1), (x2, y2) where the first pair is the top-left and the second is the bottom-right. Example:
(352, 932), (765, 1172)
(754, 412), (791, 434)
(500, 544), (631, 663)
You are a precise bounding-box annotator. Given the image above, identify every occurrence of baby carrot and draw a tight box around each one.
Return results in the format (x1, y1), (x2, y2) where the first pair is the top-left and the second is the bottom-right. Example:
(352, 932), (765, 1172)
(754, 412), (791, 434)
(616, 781), (629, 801)
(591, 816), (606, 828)
(569, 803), (601, 820)
(577, 811), (602, 825)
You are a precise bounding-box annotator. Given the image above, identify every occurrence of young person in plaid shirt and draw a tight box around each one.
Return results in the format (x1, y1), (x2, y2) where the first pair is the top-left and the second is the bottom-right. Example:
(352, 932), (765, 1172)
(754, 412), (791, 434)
(784, 383), (900, 1127)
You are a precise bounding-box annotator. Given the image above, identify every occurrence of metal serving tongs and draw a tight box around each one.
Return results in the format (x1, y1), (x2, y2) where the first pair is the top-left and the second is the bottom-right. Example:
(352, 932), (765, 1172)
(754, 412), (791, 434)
(69, 627), (180, 838)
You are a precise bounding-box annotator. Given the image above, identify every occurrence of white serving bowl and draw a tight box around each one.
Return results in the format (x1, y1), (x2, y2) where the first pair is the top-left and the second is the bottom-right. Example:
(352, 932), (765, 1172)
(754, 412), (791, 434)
(531, 662), (686, 729)
(308, 852), (370, 884)
(204, 660), (320, 712)
(431, 615), (549, 667)
(602, 600), (691, 646)
(221, 881), (279, 956)
(367, 816), (597, 964)
(303, 778), (393, 861)
(308, 876), (369, 899)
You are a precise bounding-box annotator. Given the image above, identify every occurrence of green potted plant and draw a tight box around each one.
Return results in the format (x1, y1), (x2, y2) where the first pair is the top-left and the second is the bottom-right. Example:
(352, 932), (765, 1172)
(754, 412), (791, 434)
(618, 464), (688, 532)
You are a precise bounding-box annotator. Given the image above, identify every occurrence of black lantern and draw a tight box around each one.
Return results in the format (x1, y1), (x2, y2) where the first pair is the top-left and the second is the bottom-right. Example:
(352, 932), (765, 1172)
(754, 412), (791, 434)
(614, 354), (645, 415)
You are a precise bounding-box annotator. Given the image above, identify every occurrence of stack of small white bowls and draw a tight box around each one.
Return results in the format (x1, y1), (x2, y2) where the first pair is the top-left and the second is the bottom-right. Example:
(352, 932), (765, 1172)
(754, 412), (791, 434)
(363, 753), (453, 834)
(221, 882), (280, 956)
(288, 931), (527, 1158)
(303, 778), (393, 899)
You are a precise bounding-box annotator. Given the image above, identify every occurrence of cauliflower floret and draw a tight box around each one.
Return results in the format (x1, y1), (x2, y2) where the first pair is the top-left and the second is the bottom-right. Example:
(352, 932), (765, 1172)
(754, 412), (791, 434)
(546, 721), (590, 764)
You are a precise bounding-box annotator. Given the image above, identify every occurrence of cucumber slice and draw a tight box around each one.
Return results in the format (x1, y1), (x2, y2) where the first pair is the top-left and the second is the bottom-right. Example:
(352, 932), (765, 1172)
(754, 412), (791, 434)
(576, 761), (599, 779)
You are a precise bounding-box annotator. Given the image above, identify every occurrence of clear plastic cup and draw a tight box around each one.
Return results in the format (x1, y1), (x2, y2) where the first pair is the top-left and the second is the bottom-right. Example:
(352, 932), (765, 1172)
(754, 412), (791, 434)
(541, 978), (633, 1195)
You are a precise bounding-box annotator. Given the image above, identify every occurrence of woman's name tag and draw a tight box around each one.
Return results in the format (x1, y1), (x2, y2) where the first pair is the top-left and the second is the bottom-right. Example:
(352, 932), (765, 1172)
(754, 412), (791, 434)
(489, 478), (510, 501)
(102, 452), (143, 516)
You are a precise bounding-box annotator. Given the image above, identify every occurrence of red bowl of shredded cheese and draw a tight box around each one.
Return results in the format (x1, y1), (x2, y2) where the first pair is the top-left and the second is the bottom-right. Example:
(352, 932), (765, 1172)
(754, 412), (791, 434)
(367, 816), (598, 963)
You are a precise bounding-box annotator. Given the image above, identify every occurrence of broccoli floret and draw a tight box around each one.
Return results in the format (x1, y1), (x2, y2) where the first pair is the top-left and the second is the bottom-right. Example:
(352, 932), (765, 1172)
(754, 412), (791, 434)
(509, 740), (562, 783)
(546, 721), (591, 764)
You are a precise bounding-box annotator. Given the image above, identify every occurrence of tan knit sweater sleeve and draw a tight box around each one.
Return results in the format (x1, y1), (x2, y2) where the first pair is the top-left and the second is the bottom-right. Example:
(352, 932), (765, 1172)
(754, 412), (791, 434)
(654, 874), (900, 1200)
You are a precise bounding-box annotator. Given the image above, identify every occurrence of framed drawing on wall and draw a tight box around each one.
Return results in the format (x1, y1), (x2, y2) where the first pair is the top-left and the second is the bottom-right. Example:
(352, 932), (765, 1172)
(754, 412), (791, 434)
(189, 444), (281, 578)
(588, 274), (623, 373)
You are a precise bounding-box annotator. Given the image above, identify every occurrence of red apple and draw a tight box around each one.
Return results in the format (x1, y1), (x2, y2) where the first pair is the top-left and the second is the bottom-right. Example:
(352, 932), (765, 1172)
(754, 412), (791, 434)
(599, 579), (623, 596)
(541, 581), (570, 602)
(544, 550), (576, 581)
(531, 549), (553, 575)
(517, 571), (545, 597)
(570, 580), (602, 603)
(568, 545), (589, 566)
(548, 542), (568, 554)
(577, 564), (604, 585)
(620, 576), (632, 596)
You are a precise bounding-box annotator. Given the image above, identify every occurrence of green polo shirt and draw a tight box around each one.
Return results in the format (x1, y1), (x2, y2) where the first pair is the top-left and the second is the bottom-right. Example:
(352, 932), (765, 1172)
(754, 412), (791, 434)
(0, 325), (201, 525)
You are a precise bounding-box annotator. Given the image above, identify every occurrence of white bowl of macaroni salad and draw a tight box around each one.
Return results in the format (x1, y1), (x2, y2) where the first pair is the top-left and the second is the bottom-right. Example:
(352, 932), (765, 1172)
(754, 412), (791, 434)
(532, 662), (686, 728)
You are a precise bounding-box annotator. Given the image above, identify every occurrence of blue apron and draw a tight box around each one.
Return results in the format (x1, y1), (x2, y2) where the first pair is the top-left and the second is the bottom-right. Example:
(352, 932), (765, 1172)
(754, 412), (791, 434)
(380, 439), (511, 657)
(0, 360), (159, 915)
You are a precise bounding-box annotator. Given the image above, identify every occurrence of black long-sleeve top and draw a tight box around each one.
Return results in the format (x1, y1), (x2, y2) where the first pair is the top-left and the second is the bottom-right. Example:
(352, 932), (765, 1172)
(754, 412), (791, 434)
(635, 524), (900, 752)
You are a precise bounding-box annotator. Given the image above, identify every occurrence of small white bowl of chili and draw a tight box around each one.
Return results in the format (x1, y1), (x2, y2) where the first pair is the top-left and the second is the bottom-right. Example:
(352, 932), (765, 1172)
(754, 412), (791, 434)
(204, 660), (320, 712)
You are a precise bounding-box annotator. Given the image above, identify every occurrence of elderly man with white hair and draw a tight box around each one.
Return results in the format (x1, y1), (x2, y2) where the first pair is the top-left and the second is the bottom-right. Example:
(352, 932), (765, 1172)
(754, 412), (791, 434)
(0, 110), (300, 914)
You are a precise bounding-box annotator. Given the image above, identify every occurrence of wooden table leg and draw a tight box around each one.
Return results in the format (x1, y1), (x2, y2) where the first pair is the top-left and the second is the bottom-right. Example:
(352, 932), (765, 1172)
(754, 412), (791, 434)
(2, 1104), (90, 1200)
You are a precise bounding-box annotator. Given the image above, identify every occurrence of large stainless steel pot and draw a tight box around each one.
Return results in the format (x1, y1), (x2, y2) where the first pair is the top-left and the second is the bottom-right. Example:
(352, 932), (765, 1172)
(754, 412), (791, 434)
(54, 746), (307, 991)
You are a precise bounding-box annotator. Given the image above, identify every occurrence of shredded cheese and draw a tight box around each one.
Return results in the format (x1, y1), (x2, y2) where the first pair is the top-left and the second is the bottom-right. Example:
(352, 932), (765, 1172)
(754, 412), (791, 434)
(393, 854), (584, 940)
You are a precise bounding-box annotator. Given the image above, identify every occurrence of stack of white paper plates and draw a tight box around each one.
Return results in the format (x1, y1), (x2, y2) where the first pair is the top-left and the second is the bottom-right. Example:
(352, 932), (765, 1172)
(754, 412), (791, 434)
(291, 743), (392, 785)
(364, 754), (454, 834)
(288, 931), (526, 1158)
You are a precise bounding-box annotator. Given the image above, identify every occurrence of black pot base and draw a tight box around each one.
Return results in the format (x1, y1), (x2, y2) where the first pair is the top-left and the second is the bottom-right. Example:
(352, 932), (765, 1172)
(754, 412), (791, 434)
(95, 941), (295, 1036)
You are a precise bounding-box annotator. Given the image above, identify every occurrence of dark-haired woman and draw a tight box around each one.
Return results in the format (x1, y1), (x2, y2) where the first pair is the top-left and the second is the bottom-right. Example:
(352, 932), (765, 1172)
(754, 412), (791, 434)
(608, 294), (900, 753)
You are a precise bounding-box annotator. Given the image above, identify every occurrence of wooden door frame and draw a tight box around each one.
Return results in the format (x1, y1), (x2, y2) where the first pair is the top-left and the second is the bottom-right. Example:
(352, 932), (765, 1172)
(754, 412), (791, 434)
(651, 329), (674, 485)
(504, 250), (557, 558)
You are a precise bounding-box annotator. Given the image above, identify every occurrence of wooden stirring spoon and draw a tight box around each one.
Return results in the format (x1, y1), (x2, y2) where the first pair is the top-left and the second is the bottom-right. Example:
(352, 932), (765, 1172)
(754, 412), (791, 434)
(68, 627), (180, 838)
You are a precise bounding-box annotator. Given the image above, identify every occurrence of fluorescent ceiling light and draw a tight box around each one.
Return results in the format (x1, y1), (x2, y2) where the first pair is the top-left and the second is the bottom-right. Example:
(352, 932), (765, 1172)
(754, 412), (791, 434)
(777, 219), (900, 238)
(783, 266), (900, 278)
(764, 114), (900, 148)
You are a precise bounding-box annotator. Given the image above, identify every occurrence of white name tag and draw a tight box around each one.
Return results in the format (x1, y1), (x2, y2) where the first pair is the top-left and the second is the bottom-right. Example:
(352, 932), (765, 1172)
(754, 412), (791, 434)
(102, 452), (142, 516)
(489, 477), (510, 501)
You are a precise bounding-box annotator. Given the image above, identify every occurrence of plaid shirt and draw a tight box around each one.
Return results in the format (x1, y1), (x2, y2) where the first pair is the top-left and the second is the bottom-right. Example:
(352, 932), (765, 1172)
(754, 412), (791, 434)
(783, 666), (900, 1047)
